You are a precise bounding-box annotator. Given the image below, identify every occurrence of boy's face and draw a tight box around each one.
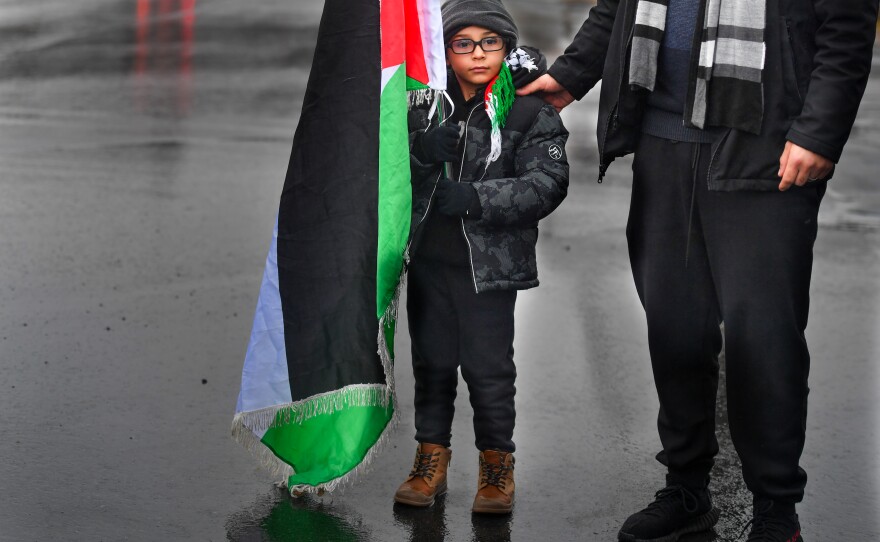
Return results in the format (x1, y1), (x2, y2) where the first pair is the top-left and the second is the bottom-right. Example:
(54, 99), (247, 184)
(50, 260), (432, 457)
(446, 26), (507, 99)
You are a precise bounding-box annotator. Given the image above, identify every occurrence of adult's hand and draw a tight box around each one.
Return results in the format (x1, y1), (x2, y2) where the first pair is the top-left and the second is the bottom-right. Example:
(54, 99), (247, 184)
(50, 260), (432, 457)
(777, 141), (834, 192)
(516, 74), (575, 113)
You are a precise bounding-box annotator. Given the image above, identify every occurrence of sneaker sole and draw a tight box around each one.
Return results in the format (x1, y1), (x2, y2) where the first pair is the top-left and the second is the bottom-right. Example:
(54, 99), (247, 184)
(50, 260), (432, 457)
(618, 507), (720, 542)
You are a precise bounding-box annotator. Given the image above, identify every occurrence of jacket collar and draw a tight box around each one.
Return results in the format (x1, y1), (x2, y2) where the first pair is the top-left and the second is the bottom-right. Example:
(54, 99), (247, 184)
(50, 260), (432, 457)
(447, 69), (487, 122)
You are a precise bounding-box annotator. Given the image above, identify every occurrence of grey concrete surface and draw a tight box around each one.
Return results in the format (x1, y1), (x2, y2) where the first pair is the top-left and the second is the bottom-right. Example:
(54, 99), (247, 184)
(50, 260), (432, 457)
(0, 1), (877, 540)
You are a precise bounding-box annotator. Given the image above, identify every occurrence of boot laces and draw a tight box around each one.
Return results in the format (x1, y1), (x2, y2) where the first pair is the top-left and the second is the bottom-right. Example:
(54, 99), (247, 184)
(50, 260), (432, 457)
(641, 485), (700, 519)
(740, 501), (799, 541)
(409, 451), (439, 480)
(480, 457), (513, 489)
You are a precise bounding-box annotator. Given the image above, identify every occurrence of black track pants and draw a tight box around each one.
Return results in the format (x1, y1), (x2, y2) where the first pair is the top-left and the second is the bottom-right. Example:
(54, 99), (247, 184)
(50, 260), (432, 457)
(627, 134), (825, 503)
(406, 259), (517, 452)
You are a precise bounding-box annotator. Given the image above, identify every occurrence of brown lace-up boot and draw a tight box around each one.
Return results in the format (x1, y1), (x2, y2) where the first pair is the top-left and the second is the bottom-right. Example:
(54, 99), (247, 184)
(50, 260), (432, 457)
(472, 450), (515, 514)
(393, 442), (451, 507)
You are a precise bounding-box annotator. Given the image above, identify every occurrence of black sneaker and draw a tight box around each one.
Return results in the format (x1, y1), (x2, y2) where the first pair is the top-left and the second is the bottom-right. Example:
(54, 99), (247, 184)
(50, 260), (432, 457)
(618, 477), (719, 542)
(742, 498), (803, 542)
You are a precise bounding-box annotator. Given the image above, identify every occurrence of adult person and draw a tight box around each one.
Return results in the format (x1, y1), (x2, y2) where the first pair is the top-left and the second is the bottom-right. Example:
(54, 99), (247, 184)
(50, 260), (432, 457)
(519, 0), (878, 540)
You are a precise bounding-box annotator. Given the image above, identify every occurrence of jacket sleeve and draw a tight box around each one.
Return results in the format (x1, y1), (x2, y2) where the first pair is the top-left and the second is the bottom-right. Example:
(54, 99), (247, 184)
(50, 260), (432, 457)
(786, 0), (879, 162)
(471, 105), (570, 228)
(547, 0), (620, 100)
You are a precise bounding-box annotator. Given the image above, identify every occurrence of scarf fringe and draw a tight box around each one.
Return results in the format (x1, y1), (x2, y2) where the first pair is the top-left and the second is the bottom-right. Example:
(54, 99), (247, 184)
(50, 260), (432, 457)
(484, 63), (515, 170)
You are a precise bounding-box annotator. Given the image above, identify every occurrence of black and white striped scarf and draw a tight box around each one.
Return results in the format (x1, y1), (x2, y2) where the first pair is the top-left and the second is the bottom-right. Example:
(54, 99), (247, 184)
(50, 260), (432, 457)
(629, 0), (766, 133)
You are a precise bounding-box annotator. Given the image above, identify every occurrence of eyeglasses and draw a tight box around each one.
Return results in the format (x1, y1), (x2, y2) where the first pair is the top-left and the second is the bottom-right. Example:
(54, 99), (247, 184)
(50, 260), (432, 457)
(447, 36), (505, 54)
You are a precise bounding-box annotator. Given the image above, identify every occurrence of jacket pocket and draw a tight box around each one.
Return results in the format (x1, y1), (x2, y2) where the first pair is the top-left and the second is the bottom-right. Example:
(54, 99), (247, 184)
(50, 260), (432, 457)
(779, 18), (804, 112)
(708, 105), (796, 191)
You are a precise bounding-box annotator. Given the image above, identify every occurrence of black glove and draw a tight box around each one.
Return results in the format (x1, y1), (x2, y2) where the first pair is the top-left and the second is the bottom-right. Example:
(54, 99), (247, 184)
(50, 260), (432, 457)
(435, 178), (481, 218)
(505, 45), (548, 89)
(417, 125), (460, 164)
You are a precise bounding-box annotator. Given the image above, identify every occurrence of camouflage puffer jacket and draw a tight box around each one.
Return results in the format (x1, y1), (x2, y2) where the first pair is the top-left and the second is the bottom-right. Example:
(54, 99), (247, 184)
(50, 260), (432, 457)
(407, 91), (569, 293)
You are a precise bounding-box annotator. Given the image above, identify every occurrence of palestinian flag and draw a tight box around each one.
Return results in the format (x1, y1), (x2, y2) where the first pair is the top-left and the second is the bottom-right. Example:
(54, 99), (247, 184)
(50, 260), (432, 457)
(231, 0), (445, 493)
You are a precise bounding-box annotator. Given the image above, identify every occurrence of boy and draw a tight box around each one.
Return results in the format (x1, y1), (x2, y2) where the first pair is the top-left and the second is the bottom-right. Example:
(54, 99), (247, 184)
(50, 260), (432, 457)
(393, 0), (569, 515)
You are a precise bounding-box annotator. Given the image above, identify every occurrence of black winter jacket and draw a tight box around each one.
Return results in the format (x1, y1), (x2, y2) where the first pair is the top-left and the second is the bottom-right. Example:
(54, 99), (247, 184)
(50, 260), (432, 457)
(548, 0), (879, 190)
(407, 88), (569, 292)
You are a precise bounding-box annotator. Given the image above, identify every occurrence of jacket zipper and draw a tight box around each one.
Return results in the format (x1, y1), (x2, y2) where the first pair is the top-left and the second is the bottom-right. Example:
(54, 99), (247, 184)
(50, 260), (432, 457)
(782, 19), (803, 102)
(598, 10), (637, 183)
(405, 96), (479, 265)
(403, 168), (443, 265)
(705, 129), (729, 190)
(597, 104), (618, 183)
(459, 104), (483, 293)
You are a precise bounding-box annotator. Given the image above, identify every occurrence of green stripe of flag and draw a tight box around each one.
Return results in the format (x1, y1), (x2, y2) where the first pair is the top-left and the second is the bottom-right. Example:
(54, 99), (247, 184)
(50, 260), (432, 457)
(262, 394), (393, 487)
(377, 64), (411, 319)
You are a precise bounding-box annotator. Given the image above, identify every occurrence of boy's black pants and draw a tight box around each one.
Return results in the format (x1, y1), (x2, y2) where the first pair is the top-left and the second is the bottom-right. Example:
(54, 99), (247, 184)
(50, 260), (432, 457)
(406, 258), (517, 452)
(628, 134), (826, 503)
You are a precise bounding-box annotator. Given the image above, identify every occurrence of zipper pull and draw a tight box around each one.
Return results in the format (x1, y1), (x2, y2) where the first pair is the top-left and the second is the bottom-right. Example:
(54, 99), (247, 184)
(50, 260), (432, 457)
(597, 162), (609, 184)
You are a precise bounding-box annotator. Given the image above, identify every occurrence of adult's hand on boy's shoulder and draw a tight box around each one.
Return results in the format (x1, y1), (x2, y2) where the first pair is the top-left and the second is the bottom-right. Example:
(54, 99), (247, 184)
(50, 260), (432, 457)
(517, 74), (574, 112)
(435, 178), (481, 218)
(420, 126), (460, 164)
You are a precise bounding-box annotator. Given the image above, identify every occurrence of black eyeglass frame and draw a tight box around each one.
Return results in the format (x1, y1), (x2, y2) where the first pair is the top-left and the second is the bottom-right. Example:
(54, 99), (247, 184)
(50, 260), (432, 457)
(446, 36), (506, 55)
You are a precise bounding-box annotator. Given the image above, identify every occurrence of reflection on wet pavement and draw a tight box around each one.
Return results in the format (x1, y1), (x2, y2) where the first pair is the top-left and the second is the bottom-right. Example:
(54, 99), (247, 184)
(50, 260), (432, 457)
(393, 498), (451, 542)
(229, 491), (518, 542)
(227, 488), (369, 542)
(132, 0), (196, 114)
(470, 513), (513, 542)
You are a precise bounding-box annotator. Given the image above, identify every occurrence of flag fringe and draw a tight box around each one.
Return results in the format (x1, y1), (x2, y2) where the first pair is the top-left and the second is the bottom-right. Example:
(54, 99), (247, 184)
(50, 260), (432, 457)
(286, 262), (405, 496)
(232, 382), (400, 496)
(287, 412), (397, 495)
(231, 382), (397, 493)
(408, 88), (438, 109)
(282, 222), (408, 498)
(231, 262), (405, 495)
(230, 417), (295, 480)
(232, 383), (391, 435)
(377, 264), (405, 405)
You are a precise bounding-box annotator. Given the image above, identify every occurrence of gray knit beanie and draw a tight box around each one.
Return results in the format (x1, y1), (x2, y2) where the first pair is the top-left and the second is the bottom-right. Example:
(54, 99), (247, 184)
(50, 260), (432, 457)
(441, 0), (518, 50)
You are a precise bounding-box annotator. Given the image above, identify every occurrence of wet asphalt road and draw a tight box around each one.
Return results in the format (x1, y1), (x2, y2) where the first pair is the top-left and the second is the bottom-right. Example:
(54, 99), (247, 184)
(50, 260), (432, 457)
(0, 1), (877, 540)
